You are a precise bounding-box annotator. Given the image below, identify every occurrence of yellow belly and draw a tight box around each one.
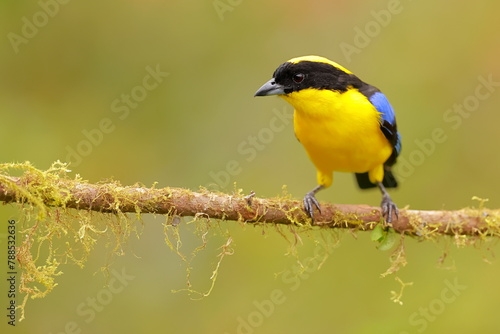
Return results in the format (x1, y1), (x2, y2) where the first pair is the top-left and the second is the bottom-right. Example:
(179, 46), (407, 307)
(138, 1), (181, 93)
(282, 88), (392, 187)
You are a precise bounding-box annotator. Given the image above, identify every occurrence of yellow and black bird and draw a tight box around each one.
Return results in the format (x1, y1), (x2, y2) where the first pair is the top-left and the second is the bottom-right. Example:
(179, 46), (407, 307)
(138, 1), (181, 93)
(254, 55), (401, 222)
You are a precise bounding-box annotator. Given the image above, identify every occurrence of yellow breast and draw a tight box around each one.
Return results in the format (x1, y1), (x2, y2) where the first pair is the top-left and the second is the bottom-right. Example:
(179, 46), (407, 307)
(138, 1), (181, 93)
(282, 88), (392, 176)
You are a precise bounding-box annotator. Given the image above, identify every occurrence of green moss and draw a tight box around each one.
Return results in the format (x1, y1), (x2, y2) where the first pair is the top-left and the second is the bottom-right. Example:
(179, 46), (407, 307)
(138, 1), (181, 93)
(0, 162), (139, 320)
(2, 161), (500, 320)
(164, 216), (235, 299)
(390, 277), (414, 305)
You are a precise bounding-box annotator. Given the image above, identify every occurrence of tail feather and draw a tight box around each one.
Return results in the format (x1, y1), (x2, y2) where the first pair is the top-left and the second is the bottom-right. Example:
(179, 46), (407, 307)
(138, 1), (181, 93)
(355, 169), (398, 189)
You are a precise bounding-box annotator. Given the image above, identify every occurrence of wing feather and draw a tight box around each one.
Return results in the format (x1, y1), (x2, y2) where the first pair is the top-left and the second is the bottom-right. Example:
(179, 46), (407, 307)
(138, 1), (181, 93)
(369, 92), (401, 166)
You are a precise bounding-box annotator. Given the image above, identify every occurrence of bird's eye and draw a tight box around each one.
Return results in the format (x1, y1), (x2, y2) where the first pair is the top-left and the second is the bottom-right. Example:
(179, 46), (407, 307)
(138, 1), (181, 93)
(293, 73), (305, 83)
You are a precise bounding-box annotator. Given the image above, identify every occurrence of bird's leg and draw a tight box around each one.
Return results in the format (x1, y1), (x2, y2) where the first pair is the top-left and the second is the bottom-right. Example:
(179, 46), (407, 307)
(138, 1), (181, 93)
(303, 185), (324, 219)
(377, 182), (398, 224)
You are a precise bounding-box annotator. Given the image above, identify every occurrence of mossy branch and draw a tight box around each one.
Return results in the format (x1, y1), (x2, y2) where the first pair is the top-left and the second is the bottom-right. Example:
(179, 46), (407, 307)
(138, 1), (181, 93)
(0, 162), (498, 237)
(1, 162), (499, 321)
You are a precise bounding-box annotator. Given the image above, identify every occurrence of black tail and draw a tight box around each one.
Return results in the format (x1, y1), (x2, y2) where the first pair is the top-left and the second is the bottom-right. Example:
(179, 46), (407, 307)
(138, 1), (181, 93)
(355, 169), (398, 189)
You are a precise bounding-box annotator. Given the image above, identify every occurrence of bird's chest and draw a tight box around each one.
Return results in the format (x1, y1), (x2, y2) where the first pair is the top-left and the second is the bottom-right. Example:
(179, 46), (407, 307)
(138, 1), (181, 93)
(294, 109), (380, 153)
(290, 91), (390, 172)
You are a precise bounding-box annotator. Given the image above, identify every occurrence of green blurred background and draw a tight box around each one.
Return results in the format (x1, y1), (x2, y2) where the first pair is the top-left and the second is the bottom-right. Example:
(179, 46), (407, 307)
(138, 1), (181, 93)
(1, 0), (500, 333)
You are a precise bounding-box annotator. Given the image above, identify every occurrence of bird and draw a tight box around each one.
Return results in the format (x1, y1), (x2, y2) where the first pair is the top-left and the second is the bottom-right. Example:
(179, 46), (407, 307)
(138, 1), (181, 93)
(254, 55), (401, 223)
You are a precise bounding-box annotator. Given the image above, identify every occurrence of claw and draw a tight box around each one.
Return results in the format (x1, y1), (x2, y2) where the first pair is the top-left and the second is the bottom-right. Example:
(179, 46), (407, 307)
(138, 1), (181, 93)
(381, 194), (399, 224)
(378, 182), (398, 224)
(303, 192), (321, 218)
(303, 185), (324, 219)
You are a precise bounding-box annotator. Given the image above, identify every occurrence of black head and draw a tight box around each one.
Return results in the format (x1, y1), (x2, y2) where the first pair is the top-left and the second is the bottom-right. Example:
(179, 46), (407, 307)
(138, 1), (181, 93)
(273, 61), (356, 93)
(255, 57), (365, 97)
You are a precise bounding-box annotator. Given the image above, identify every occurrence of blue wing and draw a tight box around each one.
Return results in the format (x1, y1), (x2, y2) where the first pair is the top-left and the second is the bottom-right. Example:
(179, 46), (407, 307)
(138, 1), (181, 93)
(369, 92), (401, 165)
(355, 90), (402, 189)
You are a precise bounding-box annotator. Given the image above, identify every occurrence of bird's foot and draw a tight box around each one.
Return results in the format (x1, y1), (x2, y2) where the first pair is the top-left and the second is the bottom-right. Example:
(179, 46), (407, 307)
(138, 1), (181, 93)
(303, 191), (321, 219)
(381, 194), (399, 225)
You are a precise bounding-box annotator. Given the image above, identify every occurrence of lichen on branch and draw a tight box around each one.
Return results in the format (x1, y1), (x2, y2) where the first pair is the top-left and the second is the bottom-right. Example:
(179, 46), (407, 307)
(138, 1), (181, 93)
(0, 161), (498, 320)
(1, 162), (498, 234)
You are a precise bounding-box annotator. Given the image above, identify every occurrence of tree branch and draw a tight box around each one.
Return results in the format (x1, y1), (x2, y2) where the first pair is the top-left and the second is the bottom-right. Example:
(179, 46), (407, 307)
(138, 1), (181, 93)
(0, 166), (498, 237)
(5, 162), (496, 322)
